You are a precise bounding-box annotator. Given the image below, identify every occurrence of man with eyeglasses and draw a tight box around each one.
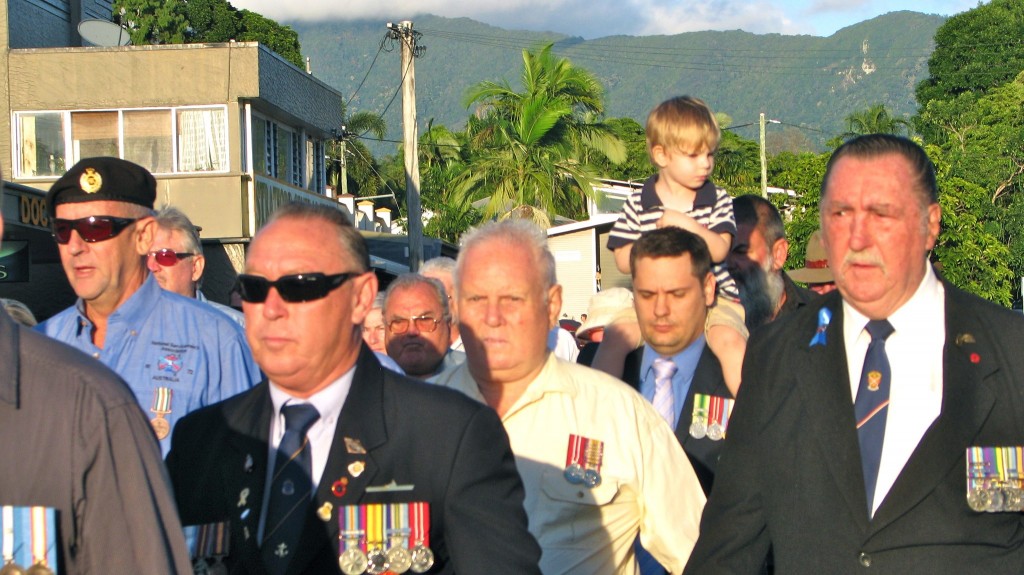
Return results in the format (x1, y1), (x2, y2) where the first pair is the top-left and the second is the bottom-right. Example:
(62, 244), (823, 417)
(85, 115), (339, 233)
(36, 157), (260, 456)
(382, 274), (465, 382)
(149, 205), (244, 326)
(166, 202), (541, 575)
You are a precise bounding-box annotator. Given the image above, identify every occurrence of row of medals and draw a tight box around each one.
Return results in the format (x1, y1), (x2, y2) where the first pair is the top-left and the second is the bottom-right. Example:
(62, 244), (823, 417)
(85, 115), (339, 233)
(0, 562), (53, 575)
(967, 483), (1024, 512)
(338, 530), (434, 575)
(689, 412), (725, 441)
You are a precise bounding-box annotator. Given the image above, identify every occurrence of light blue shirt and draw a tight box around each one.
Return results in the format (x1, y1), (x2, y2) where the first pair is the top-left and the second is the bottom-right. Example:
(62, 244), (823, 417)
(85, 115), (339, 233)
(38, 275), (261, 455)
(639, 334), (706, 429)
(196, 290), (245, 328)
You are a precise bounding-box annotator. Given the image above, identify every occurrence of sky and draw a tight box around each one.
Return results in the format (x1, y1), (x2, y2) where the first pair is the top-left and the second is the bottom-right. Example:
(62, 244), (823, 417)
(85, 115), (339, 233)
(227, 0), (983, 39)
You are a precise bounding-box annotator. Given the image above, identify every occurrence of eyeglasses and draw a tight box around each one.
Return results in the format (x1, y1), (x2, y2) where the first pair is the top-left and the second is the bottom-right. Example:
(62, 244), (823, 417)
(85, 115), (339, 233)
(52, 216), (138, 244)
(148, 248), (196, 267)
(236, 272), (358, 303)
(387, 315), (444, 334)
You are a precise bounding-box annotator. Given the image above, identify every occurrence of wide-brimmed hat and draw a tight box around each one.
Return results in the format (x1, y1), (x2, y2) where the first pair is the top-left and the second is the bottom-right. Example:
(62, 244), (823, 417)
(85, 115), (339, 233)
(788, 230), (834, 284)
(576, 288), (636, 339)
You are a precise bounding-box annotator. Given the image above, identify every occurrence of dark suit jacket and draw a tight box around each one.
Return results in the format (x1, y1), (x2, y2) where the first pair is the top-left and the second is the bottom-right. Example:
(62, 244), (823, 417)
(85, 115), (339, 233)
(167, 346), (541, 575)
(685, 281), (1024, 574)
(621, 344), (732, 495)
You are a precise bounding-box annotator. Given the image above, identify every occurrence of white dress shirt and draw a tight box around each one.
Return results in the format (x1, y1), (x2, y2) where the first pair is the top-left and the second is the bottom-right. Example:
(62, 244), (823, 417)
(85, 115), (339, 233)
(842, 265), (945, 516)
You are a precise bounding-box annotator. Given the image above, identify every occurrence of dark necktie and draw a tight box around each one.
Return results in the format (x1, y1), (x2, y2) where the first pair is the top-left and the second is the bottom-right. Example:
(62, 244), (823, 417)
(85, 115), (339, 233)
(262, 403), (320, 575)
(854, 319), (895, 515)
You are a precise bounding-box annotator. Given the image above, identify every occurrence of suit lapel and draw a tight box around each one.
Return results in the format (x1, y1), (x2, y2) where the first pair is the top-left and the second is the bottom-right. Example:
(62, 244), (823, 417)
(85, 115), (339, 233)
(869, 284), (997, 533)
(221, 383), (274, 572)
(676, 346), (726, 447)
(794, 297), (873, 531)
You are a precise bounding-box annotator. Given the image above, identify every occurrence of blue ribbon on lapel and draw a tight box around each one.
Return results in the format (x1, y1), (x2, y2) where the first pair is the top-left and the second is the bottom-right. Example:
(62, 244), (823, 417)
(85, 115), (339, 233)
(809, 308), (832, 347)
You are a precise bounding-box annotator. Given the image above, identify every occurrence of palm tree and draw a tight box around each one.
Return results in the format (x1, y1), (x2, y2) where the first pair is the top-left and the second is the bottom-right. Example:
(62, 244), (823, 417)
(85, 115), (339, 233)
(455, 44), (625, 222)
(840, 104), (911, 139)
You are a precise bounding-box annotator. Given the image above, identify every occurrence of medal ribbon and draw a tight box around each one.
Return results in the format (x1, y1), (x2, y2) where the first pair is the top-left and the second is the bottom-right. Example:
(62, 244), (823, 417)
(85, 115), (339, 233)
(2, 506), (13, 564)
(366, 504), (384, 551)
(30, 506), (54, 568)
(409, 502), (429, 548)
(692, 394), (710, 422)
(720, 397), (734, 437)
(151, 387), (173, 414)
(389, 503), (410, 548)
(709, 396), (722, 430)
(583, 438), (604, 475)
(565, 434), (584, 468)
(341, 505), (367, 552)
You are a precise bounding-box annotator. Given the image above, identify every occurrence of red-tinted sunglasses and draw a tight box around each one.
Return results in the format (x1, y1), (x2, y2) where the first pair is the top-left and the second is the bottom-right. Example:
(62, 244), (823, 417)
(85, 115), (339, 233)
(148, 248), (196, 267)
(52, 216), (138, 244)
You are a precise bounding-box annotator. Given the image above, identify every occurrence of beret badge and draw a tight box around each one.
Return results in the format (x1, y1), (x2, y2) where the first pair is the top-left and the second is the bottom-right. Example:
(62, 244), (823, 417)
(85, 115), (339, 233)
(79, 167), (103, 194)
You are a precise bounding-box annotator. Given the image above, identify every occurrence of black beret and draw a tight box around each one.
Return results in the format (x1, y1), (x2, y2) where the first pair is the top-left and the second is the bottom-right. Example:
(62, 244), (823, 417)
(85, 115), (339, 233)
(47, 157), (156, 216)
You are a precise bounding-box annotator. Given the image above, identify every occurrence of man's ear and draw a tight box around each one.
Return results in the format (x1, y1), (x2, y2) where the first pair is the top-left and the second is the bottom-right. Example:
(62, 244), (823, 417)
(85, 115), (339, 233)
(350, 271), (379, 326)
(771, 238), (789, 272)
(191, 254), (206, 283)
(134, 216), (155, 256)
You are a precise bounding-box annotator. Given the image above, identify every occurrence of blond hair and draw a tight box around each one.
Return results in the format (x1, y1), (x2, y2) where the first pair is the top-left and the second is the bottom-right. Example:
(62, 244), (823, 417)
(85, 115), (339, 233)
(646, 95), (721, 158)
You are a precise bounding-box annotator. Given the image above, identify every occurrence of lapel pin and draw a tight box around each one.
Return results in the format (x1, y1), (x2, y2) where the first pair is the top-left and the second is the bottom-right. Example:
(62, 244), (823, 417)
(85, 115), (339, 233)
(243, 526), (251, 541)
(956, 333), (976, 346)
(237, 488), (250, 507)
(809, 308), (832, 347)
(317, 502), (334, 522)
(244, 454), (254, 473)
(348, 461), (366, 478)
(332, 477), (349, 497)
(970, 352), (981, 364)
(344, 437), (367, 454)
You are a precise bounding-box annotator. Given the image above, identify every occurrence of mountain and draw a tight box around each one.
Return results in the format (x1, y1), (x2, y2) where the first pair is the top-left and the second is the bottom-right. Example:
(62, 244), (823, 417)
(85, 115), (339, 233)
(290, 11), (944, 153)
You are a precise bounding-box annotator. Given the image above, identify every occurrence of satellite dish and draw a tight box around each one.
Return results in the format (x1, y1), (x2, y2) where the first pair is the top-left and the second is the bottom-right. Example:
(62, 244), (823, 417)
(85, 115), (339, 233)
(78, 19), (131, 47)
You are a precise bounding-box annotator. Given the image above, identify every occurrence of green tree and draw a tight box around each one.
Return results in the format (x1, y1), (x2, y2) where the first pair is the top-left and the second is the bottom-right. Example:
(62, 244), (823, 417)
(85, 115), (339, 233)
(915, 0), (1024, 109)
(586, 117), (651, 182)
(457, 44), (625, 221)
(837, 103), (911, 140)
(114, 0), (189, 45)
(234, 10), (303, 69)
(327, 107), (388, 197)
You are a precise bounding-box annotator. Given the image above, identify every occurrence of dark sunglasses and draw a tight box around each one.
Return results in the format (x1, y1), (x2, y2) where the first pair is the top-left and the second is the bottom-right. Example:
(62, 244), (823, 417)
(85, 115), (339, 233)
(148, 248), (196, 267)
(236, 272), (359, 303)
(52, 216), (138, 244)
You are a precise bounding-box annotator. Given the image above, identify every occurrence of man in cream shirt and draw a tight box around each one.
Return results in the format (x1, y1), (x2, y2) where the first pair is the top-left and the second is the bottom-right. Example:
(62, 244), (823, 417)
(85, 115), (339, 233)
(435, 219), (705, 574)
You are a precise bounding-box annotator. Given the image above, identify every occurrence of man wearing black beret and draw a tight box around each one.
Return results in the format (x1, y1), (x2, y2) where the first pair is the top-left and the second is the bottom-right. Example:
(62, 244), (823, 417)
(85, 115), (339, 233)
(37, 157), (261, 455)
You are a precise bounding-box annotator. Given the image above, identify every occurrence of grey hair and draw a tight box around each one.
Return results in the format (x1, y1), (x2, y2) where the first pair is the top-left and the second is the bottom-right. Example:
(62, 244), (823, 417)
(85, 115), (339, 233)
(382, 274), (451, 320)
(264, 202), (369, 273)
(455, 219), (557, 292)
(154, 205), (203, 256)
(420, 256), (456, 276)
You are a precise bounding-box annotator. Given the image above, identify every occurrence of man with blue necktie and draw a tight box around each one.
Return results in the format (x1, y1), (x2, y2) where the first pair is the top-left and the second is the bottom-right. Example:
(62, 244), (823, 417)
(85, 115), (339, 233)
(685, 134), (1024, 574)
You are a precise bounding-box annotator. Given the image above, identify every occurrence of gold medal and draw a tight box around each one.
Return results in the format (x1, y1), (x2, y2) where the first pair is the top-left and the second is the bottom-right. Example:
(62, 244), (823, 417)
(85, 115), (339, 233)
(151, 415), (170, 440)
(24, 564), (51, 575)
(0, 562), (26, 575)
(317, 502), (333, 522)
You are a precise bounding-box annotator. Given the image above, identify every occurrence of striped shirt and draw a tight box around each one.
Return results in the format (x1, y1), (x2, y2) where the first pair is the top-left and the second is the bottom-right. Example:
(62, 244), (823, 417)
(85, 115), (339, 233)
(607, 175), (739, 300)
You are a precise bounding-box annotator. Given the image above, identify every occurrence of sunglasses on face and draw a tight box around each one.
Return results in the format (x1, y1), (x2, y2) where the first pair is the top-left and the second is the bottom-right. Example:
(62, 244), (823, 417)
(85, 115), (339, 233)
(148, 248), (196, 267)
(52, 216), (138, 244)
(236, 272), (359, 303)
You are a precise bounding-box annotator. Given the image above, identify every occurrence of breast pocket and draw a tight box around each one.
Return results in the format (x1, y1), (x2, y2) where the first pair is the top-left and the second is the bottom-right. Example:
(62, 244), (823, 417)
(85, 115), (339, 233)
(535, 468), (621, 548)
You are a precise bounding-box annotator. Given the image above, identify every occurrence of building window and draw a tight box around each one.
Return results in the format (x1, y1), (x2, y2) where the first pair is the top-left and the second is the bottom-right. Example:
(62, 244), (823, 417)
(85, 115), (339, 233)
(177, 108), (228, 172)
(16, 112), (64, 177)
(14, 106), (229, 179)
(252, 116), (268, 176)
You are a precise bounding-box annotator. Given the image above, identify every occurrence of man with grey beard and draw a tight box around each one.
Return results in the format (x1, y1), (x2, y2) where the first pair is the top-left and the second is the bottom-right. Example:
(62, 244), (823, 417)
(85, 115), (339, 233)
(728, 195), (816, 330)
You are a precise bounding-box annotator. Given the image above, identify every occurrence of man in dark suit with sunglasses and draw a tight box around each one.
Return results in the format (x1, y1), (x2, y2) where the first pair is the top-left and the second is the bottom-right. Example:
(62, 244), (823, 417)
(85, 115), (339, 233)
(166, 202), (541, 575)
(37, 157), (260, 456)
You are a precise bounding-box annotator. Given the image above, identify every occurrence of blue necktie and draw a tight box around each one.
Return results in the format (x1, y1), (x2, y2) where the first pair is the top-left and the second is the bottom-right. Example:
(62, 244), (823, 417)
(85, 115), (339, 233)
(262, 403), (320, 575)
(854, 319), (894, 516)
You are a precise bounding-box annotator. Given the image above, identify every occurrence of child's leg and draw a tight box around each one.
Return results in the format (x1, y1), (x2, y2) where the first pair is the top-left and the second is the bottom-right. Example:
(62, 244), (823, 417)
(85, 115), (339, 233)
(706, 324), (746, 397)
(705, 299), (748, 397)
(589, 318), (643, 379)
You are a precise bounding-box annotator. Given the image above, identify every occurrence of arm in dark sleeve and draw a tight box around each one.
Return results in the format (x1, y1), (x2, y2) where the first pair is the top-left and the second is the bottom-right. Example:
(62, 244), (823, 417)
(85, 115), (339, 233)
(77, 399), (193, 574)
(444, 406), (542, 574)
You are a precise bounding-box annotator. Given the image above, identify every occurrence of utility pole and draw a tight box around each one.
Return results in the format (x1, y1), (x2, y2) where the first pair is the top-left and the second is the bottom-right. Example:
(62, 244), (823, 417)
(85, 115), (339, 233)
(338, 126), (349, 197)
(758, 113), (780, 199)
(759, 113), (768, 198)
(388, 20), (425, 271)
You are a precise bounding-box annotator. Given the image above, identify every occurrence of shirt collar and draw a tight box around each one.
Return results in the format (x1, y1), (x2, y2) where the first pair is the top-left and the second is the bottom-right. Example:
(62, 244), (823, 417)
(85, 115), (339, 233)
(639, 174), (718, 210)
(268, 364), (356, 433)
(73, 274), (162, 334)
(842, 264), (942, 344)
(640, 333), (707, 380)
